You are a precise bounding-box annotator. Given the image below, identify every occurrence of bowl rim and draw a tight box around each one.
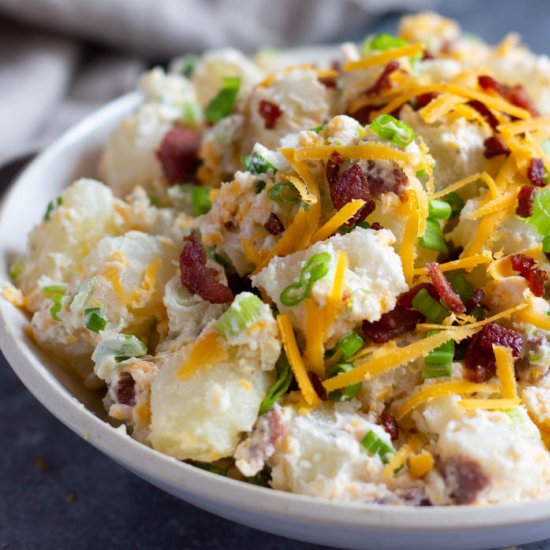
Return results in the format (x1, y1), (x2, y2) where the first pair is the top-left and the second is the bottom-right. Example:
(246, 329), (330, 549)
(2, 89), (550, 533)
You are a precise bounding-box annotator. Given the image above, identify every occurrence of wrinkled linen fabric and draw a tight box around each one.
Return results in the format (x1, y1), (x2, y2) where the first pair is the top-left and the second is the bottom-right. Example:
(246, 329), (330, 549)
(0, 0), (430, 164)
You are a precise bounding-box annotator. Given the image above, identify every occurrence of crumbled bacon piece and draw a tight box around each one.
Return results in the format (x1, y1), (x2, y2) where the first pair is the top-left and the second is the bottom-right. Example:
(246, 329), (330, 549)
(328, 163), (376, 227)
(510, 253), (536, 273)
(115, 372), (136, 406)
(264, 212), (285, 235)
(465, 288), (484, 310)
(467, 100), (499, 130)
(258, 100), (283, 130)
(319, 76), (337, 89)
(381, 410), (399, 441)
(510, 253), (548, 297)
(362, 305), (424, 344)
(348, 103), (384, 125)
(397, 283), (439, 309)
(308, 372), (327, 401)
(478, 75), (540, 116)
(516, 185), (536, 217)
(442, 456), (489, 505)
(366, 61), (399, 96)
(483, 135), (510, 159)
(426, 262), (466, 313)
(364, 160), (409, 199)
(522, 268), (548, 297)
(326, 151), (345, 186)
(527, 158), (547, 187)
(180, 232), (234, 304)
(415, 92), (438, 109)
(370, 222), (383, 230)
(156, 126), (201, 183)
(465, 323), (525, 381)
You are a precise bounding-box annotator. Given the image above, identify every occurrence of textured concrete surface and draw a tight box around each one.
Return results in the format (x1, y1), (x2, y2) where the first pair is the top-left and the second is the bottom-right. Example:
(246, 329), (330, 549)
(3, 1), (550, 548)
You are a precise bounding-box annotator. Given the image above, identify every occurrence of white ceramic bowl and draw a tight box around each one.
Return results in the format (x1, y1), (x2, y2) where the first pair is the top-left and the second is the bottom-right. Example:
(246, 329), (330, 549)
(2, 87), (550, 550)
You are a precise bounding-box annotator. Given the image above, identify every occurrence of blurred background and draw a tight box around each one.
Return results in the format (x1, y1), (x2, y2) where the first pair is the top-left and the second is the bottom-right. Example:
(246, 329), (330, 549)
(2, 0), (550, 548)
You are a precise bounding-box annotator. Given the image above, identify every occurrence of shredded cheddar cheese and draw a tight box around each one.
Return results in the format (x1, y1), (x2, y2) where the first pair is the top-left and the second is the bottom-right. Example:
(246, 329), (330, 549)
(494, 345), (518, 399)
(177, 332), (227, 380)
(310, 200), (365, 244)
(323, 250), (348, 335)
(408, 450), (435, 479)
(343, 43), (424, 72)
(399, 189), (420, 286)
(413, 252), (492, 275)
(291, 144), (415, 166)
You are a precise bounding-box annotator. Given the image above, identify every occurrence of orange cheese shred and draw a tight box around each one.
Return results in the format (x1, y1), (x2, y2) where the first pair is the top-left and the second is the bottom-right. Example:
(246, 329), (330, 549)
(343, 43), (424, 72)
(310, 200), (365, 244)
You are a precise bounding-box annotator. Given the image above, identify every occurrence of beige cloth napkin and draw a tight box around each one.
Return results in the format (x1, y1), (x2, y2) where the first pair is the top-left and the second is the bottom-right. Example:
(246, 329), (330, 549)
(0, 0), (430, 165)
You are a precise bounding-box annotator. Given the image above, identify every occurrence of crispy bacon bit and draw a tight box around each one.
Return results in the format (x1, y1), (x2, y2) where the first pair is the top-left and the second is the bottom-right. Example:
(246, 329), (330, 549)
(426, 262), (466, 313)
(318, 77), (337, 89)
(522, 268), (548, 297)
(510, 253), (548, 296)
(328, 163), (376, 227)
(516, 185), (536, 217)
(156, 126), (201, 183)
(364, 160), (409, 199)
(258, 100), (283, 130)
(308, 372), (327, 401)
(478, 75), (539, 116)
(264, 212), (285, 235)
(467, 100), (499, 130)
(397, 283), (439, 309)
(510, 253), (536, 273)
(483, 135), (510, 159)
(366, 61), (399, 96)
(416, 92), (438, 109)
(442, 455), (489, 505)
(381, 410), (399, 441)
(370, 222), (383, 230)
(326, 151), (345, 186)
(465, 288), (484, 310)
(348, 103), (384, 126)
(115, 372), (136, 406)
(527, 158), (547, 187)
(180, 232), (234, 304)
(362, 305), (424, 344)
(465, 323), (525, 382)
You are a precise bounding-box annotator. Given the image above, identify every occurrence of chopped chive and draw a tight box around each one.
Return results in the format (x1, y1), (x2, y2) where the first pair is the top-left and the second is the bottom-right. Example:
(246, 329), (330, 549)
(543, 235), (550, 253)
(415, 168), (427, 179)
(180, 54), (199, 78)
(423, 362), (453, 379)
(449, 272), (474, 303)
(216, 293), (263, 338)
(243, 152), (277, 175)
(443, 192), (465, 219)
(412, 288), (449, 324)
(326, 363), (361, 402)
(205, 76), (241, 123)
(280, 252), (331, 306)
(190, 186), (212, 216)
(92, 334), (147, 366)
(259, 353), (294, 414)
(361, 33), (407, 57)
(428, 199), (452, 221)
(84, 307), (107, 333)
(361, 430), (395, 463)
(419, 218), (448, 254)
(50, 296), (63, 321)
(424, 330), (454, 370)
(310, 125), (324, 133)
(268, 182), (300, 204)
(334, 332), (364, 361)
(43, 197), (62, 222)
(370, 114), (415, 147)
(255, 180), (267, 194)
(181, 101), (202, 125)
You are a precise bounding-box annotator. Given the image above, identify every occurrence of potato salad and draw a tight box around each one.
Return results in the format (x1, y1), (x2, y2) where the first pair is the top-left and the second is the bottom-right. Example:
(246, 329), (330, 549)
(7, 12), (550, 506)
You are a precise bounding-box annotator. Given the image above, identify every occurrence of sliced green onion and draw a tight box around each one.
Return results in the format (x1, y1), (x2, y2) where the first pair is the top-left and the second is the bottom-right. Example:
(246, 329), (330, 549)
(419, 218), (448, 254)
(259, 353), (294, 414)
(92, 334), (147, 366)
(50, 296), (63, 321)
(361, 429), (395, 464)
(412, 288), (449, 324)
(505, 407), (541, 441)
(450, 272), (474, 303)
(181, 101), (202, 125)
(361, 33), (407, 56)
(423, 363), (453, 379)
(310, 124), (324, 133)
(327, 363), (361, 402)
(9, 256), (25, 280)
(41, 284), (66, 298)
(216, 293), (264, 338)
(268, 182), (300, 204)
(470, 306), (485, 321)
(205, 76), (241, 123)
(243, 152), (277, 175)
(179, 54), (199, 78)
(255, 180), (266, 194)
(176, 184), (212, 216)
(280, 252), (332, 306)
(424, 330), (454, 367)
(428, 199), (452, 221)
(528, 188), (550, 236)
(84, 307), (107, 333)
(543, 235), (550, 253)
(416, 168), (427, 179)
(334, 332), (364, 361)
(443, 192), (464, 219)
(43, 197), (62, 222)
(370, 114), (415, 147)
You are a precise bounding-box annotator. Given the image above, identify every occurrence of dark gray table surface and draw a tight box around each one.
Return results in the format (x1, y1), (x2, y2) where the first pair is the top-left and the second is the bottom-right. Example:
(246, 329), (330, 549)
(3, 1), (550, 548)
